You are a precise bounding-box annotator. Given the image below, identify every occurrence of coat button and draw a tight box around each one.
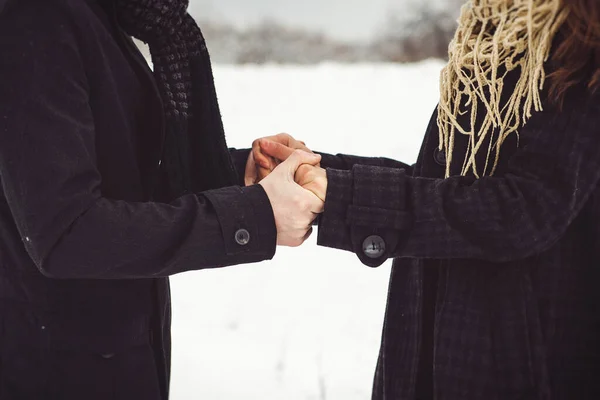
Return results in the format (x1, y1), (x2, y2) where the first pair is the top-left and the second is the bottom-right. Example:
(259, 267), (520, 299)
(362, 235), (386, 259)
(235, 229), (250, 246)
(101, 353), (115, 359)
(434, 147), (446, 166)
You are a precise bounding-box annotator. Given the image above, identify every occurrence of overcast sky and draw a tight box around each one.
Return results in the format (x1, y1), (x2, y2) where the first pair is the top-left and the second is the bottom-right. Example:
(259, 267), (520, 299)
(188, 0), (393, 41)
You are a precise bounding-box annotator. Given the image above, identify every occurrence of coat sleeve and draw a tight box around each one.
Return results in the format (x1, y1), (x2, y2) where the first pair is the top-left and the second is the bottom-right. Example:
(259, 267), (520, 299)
(319, 152), (414, 175)
(225, 148), (415, 187)
(317, 89), (600, 267)
(0, 3), (276, 279)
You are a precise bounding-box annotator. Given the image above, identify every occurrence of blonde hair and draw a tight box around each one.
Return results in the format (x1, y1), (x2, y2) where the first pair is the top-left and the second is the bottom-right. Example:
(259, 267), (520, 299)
(437, 0), (569, 178)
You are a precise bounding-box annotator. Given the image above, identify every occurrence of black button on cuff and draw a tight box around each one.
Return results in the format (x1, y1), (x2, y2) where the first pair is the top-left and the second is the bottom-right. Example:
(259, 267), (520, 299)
(362, 235), (386, 259)
(235, 229), (251, 246)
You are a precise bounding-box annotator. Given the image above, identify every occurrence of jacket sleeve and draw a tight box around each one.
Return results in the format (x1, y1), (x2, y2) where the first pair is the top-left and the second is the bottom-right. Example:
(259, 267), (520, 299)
(317, 89), (600, 267)
(0, 3), (276, 279)
(226, 148), (415, 187)
(319, 152), (414, 175)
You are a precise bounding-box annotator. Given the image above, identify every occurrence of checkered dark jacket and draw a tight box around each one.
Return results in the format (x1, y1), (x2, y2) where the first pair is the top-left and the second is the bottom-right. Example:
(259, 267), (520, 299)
(317, 80), (600, 399)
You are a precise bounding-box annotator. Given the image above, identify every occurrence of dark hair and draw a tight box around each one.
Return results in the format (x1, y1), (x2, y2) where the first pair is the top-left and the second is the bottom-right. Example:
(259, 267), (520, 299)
(548, 0), (600, 105)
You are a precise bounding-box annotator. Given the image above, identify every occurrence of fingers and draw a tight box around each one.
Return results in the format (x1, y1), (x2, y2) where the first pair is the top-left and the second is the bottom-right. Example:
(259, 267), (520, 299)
(274, 133), (311, 153)
(252, 139), (275, 170)
(249, 134), (313, 187)
(252, 133), (311, 169)
(257, 133), (312, 163)
(275, 188), (322, 247)
(296, 185), (324, 215)
(244, 151), (257, 186)
(294, 164), (313, 186)
(259, 139), (296, 163)
(294, 165), (327, 202)
(275, 133), (312, 154)
(257, 165), (271, 182)
(255, 139), (322, 247)
(303, 182), (326, 203)
(244, 150), (273, 185)
(282, 150), (321, 177)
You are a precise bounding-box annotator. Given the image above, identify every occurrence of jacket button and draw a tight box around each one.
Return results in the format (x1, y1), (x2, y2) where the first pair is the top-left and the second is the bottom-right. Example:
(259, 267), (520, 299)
(235, 229), (250, 246)
(362, 235), (386, 259)
(101, 353), (115, 359)
(434, 148), (446, 166)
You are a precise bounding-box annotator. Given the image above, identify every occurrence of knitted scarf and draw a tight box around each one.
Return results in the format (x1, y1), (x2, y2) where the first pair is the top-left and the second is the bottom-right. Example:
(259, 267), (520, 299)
(437, 0), (569, 178)
(115, 0), (237, 200)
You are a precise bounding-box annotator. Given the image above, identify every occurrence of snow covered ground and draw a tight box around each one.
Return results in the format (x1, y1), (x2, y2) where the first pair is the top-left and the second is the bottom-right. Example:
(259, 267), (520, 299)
(169, 60), (445, 400)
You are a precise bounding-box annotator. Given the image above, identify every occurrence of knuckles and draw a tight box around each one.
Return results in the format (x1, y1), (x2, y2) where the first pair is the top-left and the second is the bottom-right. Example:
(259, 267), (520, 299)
(292, 149), (305, 158)
(276, 132), (292, 142)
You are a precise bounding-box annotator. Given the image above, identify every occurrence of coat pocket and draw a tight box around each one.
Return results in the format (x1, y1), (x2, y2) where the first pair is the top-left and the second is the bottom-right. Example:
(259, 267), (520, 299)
(486, 264), (547, 398)
(44, 314), (159, 400)
(0, 304), (158, 400)
(51, 343), (162, 400)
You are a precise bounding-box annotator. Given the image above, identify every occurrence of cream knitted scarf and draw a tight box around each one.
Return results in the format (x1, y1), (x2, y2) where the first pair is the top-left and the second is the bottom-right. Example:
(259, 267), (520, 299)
(437, 0), (569, 178)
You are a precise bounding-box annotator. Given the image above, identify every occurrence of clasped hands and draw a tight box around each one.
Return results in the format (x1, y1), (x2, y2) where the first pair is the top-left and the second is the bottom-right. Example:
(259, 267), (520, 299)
(244, 133), (327, 247)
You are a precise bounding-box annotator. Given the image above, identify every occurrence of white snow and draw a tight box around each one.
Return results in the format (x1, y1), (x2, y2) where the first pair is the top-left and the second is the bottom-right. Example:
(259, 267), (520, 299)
(169, 60), (445, 400)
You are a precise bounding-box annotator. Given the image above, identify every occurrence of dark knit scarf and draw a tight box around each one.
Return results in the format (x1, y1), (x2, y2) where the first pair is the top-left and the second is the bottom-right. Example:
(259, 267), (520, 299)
(115, 0), (237, 200)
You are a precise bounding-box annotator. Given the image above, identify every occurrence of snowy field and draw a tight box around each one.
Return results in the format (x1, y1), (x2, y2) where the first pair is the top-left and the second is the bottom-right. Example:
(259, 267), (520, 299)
(169, 60), (445, 400)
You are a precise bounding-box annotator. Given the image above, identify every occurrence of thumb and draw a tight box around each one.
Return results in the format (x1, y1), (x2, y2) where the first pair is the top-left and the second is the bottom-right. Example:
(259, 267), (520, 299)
(281, 150), (321, 177)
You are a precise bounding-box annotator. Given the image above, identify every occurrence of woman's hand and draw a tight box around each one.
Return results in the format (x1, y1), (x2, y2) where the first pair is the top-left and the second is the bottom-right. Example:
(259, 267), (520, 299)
(245, 133), (314, 185)
(295, 165), (327, 202)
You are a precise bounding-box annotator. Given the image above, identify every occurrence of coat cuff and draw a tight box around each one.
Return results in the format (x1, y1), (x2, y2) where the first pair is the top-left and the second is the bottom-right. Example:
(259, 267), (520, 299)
(317, 152), (345, 170)
(204, 184), (277, 261)
(317, 165), (411, 267)
(317, 168), (354, 252)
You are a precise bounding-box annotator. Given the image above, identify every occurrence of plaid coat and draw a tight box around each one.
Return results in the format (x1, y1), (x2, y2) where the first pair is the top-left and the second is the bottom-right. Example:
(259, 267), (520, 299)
(318, 78), (600, 399)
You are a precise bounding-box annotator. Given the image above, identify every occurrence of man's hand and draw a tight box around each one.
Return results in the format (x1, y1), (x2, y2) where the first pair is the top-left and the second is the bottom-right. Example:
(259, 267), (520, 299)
(295, 165), (327, 202)
(259, 150), (324, 247)
(245, 133), (313, 186)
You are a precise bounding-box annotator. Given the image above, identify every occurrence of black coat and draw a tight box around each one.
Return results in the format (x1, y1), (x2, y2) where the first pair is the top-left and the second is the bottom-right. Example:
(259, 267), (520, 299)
(318, 76), (600, 397)
(0, 0), (276, 399)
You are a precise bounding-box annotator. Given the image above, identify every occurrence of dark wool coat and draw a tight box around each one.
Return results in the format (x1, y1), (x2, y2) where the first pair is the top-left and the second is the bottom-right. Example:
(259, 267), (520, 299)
(317, 75), (600, 397)
(0, 0), (276, 399)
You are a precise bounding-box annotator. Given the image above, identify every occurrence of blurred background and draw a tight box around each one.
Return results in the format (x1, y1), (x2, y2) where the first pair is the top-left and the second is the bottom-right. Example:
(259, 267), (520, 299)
(138, 0), (466, 64)
(167, 1), (465, 399)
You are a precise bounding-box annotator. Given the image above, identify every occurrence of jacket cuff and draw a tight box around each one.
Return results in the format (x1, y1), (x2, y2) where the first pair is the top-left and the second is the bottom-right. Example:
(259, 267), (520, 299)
(350, 165), (410, 267)
(204, 184), (277, 261)
(317, 168), (354, 253)
(317, 152), (345, 170)
(318, 165), (411, 267)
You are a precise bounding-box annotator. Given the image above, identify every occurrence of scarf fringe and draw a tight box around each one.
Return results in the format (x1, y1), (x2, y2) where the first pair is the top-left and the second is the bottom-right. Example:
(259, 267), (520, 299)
(437, 0), (569, 178)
